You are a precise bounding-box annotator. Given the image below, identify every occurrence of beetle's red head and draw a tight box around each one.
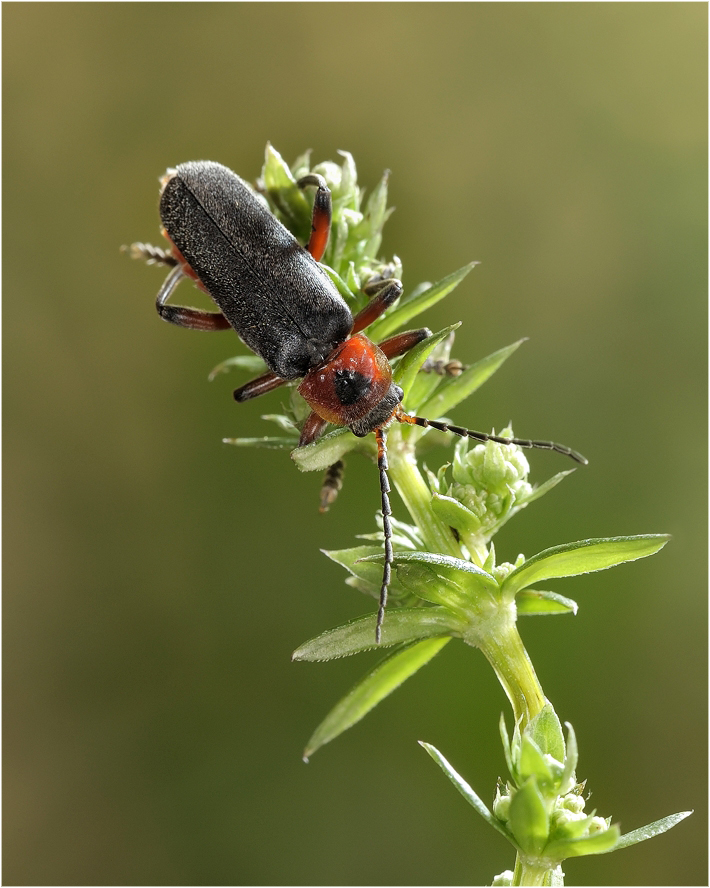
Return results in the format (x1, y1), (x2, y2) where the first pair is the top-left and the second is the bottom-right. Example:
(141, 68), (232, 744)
(298, 334), (404, 437)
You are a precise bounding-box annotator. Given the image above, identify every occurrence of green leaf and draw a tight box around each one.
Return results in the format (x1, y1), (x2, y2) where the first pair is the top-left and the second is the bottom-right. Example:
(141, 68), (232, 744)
(524, 470), (576, 506)
(607, 810), (693, 852)
(292, 607), (463, 661)
(362, 170), (390, 257)
(431, 493), (482, 536)
(367, 262), (478, 341)
(319, 262), (357, 304)
(560, 723), (578, 794)
(222, 436), (296, 450)
(367, 551), (497, 614)
(518, 735), (554, 786)
(303, 638), (450, 759)
(417, 339), (525, 421)
(404, 330), (459, 409)
(508, 777), (549, 854)
(545, 824), (621, 860)
(527, 705), (566, 764)
(393, 324), (461, 404)
(517, 590), (578, 616)
(324, 545), (385, 591)
(208, 354), (268, 380)
(291, 428), (374, 473)
(260, 414), (298, 434)
(500, 713), (514, 780)
(419, 742), (519, 848)
(501, 535), (671, 599)
(262, 143), (311, 235)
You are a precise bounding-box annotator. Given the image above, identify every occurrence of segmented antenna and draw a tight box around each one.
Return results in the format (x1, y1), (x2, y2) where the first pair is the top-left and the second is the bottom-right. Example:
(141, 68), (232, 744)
(395, 410), (588, 465)
(375, 428), (394, 644)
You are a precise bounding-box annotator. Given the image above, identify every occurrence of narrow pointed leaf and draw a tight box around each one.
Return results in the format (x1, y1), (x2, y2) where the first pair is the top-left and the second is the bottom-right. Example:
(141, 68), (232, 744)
(292, 606), (463, 661)
(223, 436), (297, 450)
(500, 714), (515, 781)
(418, 339), (525, 420)
(517, 589), (578, 616)
(368, 262), (478, 341)
(419, 742), (519, 847)
(208, 354), (268, 380)
(524, 469), (576, 505)
(545, 824), (621, 860)
(319, 263), (357, 303)
(502, 535), (671, 598)
(606, 810), (693, 852)
(324, 545), (385, 589)
(262, 144), (311, 234)
(394, 324), (461, 403)
(304, 638), (450, 758)
(560, 723), (578, 795)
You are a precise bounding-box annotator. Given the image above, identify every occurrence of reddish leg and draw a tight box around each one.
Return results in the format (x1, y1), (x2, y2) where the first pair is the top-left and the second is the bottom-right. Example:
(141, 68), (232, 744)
(299, 411), (329, 447)
(298, 174), (332, 261)
(233, 371), (287, 403)
(155, 265), (232, 331)
(377, 328), (432, 359)
(351, 279), (403, 334)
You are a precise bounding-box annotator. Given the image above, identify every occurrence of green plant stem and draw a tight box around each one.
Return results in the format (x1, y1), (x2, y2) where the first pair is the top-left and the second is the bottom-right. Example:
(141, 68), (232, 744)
(388, 435), (460, 558)
(513, 856), (555, 886)
(470, 617), (546, 729)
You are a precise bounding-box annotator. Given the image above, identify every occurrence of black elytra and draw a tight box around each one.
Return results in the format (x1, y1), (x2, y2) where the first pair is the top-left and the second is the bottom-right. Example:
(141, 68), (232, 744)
(159, 161), (353, 380)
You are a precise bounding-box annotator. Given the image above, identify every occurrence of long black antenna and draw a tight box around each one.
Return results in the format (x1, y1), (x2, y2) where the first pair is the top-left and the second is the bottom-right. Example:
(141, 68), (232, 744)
(375, 427), (394, 643)
(396, 412), (588, 465)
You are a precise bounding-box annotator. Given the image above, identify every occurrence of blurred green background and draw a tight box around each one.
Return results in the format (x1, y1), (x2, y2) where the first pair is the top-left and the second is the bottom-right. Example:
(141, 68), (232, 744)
(4, 3), (706, 885)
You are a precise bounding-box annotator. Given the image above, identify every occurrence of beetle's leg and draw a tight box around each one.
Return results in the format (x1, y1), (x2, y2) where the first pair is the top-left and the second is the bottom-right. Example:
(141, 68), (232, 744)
(124, 242), (179, 268)
(156, 265), (232, 332)
(377, 328), (432, 359)
(233, 372), (287, 402)
(299, 411), (329, 447)
(375, 427), (393, 644)
(319, 460), (345, 513)
(297, 174), (331, 262)
(351, 279), (404, 334)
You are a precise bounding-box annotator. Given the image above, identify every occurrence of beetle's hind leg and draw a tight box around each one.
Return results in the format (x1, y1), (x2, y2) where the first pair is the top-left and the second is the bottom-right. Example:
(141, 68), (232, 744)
(155, 265), (232, 332)
(297, 174), (332, 262)
(124, 242), (179, 268)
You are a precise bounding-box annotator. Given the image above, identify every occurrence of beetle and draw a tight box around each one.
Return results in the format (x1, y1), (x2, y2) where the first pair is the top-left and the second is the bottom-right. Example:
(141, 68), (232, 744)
(130, 160), (586, 642)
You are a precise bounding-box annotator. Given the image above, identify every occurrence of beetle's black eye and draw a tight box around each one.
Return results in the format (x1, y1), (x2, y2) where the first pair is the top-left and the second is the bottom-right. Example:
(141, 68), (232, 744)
(334, 368), (371, 406)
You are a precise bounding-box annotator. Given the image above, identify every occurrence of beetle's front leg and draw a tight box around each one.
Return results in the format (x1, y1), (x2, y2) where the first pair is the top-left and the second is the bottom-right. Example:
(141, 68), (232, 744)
(155, 265), (232, 332)
(297, 174), (331, 261)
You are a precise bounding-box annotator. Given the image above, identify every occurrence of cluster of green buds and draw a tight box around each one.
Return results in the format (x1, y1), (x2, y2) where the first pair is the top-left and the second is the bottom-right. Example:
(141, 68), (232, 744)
(219, 146), (689, 885)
